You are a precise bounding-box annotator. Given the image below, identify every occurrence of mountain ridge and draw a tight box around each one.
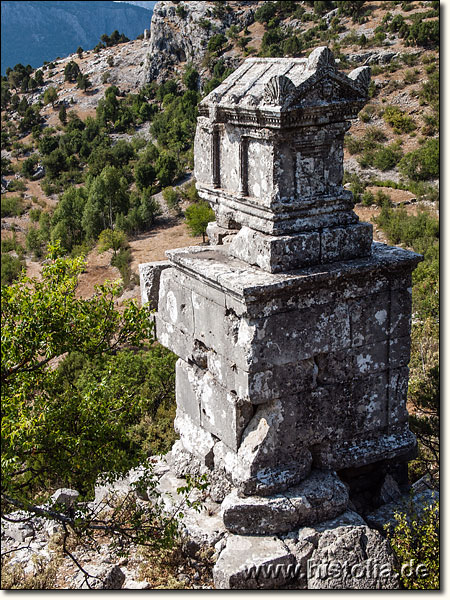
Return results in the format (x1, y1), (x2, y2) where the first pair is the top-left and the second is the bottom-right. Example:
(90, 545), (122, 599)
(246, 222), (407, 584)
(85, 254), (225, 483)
(1, 0), (153, 74)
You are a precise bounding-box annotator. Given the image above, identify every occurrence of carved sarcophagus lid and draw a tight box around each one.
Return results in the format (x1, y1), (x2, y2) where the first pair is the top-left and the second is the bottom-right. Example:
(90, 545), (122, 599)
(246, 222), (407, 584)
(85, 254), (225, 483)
(194, 47), (372, 272)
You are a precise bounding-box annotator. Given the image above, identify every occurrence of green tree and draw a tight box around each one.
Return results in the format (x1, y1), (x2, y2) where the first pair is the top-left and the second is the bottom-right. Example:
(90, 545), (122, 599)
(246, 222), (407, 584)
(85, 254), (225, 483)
(185, 201), (215, 242)
(34, 69), (44, 86)
(21, 154), (39, 179)
(183, 64), (199, 91)
(135, 160), (156, 191)
(43, 86), (58, 108)
(77, 46), (84, 59)
(77, 73), (92, 93)
(98, 228), (128, 257)
(255, 2), (277, 23)
(58, 103), (67, 125)
(1, 245), (205, 576)
(207, 33), (227, 54)
(64, 60), (81, 82)
(83, 166), (130, 236)
(1, 80), (11, 109)
(399, 138), (439, 182)
(51, 186), (87, 251)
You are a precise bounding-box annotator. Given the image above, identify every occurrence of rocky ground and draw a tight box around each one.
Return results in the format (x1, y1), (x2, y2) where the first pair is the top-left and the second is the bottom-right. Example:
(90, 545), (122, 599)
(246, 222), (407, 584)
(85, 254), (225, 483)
(1, 459), (438, 590)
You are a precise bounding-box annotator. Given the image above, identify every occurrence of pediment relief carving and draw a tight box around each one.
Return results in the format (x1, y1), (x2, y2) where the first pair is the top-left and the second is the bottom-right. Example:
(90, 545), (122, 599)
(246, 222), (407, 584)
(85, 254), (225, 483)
(263, 73), (367, 110)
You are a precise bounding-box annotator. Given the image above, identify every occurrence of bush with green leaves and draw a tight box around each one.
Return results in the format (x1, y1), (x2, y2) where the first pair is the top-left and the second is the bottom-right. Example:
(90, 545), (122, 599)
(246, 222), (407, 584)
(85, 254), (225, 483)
(207, 33), (227, 54)
(162, 186), (180, 211)
(1, 253), (25, 286)
(26, 227), (44, 259)
(383, 106), (416, 134)
(21, 154), (39, 179)
(64, 60), (81, 83)
(398, 138), (439, 182)
(1, 196), (26, 217)
(185, 201), (215, 243)
(358, 142), (403, 172)
(387, 500), (439, 589)
(255, 2), (277, 23)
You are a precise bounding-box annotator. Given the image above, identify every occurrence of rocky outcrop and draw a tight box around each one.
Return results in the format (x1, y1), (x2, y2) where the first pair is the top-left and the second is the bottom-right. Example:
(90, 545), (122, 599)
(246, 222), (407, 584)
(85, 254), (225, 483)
(143, 1), (257, 84)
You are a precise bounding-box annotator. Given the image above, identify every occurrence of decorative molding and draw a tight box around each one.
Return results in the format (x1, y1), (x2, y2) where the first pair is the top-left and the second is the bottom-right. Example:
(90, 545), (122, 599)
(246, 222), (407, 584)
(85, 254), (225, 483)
(263, 74), (296, 106)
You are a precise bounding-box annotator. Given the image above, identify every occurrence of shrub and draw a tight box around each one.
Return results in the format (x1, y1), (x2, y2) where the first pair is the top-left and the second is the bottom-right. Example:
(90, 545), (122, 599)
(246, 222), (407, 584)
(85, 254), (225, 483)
(419, 72), (439, 111)
(162, 186), (180, 211)
(371, 143), (403, 171)
(407, 20), (439, 49)
(1, 253), (25, 286)
(1, 196), (25, 217)
(26, 227), (44, 258)
(383, 106), (416, 134)
(255, 2), (277, 23)
(387, 500), (439, 589)
(345, 135), (363, 155)
(185, 201), (215, 243)
(207, 33), (227, 54)
(361, 190), (375, 205)
(176, 3), (187, 18)
(398, 138), (439, 182)
(111, 247), (132, 286)
(21, 154), (39, 179)
(29, 208), (42, 223)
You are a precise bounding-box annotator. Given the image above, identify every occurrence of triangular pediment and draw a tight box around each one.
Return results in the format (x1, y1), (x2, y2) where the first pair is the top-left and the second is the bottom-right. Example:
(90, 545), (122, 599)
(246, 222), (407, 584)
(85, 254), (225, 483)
(285, 70), (368, 109)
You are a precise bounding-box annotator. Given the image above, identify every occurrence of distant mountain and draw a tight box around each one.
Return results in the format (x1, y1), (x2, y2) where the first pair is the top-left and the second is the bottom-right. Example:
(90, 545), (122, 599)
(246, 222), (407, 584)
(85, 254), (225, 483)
(1, 1), (153, 74)
(114, 1), (158, 9)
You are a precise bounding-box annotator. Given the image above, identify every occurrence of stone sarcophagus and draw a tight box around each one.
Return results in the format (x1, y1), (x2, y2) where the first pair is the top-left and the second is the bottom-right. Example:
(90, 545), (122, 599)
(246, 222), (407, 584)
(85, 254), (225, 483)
(143, 48), (421, 540)
(194, 47), (373, 272)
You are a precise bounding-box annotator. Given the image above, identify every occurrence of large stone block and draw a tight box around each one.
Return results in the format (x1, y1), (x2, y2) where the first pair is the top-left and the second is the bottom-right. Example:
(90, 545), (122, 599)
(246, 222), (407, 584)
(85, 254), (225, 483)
(390, 287), (413, 339)
(245, 301), (351, 370)
(176, 360), (253, 451)
(320, 222), (373, 264)
(158, 269), (194, 334)
(174, 409), (216, 468)
(312, 428), (417, 470)
(307, 525), (399, 589)
(229, 226), (321, 272)
(350, 292), (390, 347)
(221, 470), (348, 535)
(139, 261), (171, 310)
(214, 397), (313, 496)
(213, 535), (296, 590)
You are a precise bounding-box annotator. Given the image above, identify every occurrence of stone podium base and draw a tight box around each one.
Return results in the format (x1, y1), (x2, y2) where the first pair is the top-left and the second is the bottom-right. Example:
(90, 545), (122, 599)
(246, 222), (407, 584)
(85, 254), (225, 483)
(153, 242), (421, 498)
(155, 455), (402, 590)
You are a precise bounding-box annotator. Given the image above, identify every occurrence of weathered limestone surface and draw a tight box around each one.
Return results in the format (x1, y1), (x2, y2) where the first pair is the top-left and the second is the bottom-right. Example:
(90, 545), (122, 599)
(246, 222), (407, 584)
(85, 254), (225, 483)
(139, 47), (423, 590)
(307, 525), (400, 589)
(213, 535), (296, 590)
(155, 242), (420, 496)
(139, 260), (171, 310)
(221, 470), (349, 535)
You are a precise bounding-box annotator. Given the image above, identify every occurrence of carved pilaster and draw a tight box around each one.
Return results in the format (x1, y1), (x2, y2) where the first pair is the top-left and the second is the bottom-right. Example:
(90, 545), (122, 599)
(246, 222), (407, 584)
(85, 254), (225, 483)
(212, 127), (221, 188)
(238, 137), (248, 197)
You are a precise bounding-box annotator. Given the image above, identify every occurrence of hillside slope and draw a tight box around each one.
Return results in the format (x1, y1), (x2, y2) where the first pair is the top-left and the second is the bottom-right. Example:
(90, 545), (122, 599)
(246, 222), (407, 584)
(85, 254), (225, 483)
(1, 0), (153, 74)
(1, 0), (439, 297)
